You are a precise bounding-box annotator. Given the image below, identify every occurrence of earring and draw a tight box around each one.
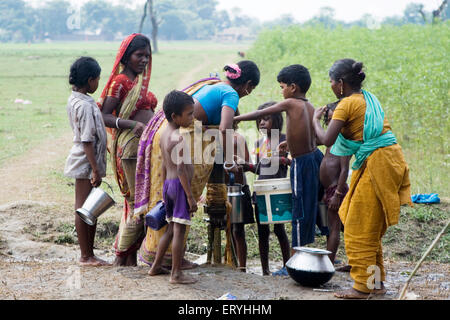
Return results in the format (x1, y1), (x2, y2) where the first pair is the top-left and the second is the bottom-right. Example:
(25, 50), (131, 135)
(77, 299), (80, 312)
(340, 85), (343, 96)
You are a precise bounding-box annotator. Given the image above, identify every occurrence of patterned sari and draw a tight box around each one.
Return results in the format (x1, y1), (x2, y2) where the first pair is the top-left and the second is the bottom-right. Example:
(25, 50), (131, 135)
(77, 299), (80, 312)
(97, 33), (156, 258)
(135, 78), (222, 266)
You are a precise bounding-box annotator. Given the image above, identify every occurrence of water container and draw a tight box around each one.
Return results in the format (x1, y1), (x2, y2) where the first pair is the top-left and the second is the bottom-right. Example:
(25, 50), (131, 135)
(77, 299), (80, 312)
(253, 178), (292, 224)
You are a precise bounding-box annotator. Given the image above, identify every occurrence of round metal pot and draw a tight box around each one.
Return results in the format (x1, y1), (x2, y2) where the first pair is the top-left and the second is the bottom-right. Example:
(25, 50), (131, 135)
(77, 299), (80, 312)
(286, 247), (335, 287)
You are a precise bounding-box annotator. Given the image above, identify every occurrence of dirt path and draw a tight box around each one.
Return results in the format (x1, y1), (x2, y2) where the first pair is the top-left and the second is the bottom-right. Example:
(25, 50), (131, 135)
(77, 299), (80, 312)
(0, 55), (448, 301)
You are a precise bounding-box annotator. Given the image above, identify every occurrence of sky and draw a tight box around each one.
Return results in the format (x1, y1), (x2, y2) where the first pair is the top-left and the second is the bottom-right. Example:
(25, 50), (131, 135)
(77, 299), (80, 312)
(24, 0), (441, 22)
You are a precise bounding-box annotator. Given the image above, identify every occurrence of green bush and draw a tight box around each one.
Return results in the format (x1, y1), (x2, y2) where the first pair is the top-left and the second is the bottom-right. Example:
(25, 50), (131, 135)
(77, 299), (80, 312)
(241, 23), (449, 196)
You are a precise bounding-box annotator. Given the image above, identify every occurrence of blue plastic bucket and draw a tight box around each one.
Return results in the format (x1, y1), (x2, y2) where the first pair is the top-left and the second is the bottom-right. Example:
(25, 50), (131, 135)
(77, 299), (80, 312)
(253, 178), (292, 224)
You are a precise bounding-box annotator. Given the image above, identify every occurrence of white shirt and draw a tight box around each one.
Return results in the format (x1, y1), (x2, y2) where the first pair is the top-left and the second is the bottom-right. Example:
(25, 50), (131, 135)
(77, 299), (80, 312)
(64, 91), (107, 179)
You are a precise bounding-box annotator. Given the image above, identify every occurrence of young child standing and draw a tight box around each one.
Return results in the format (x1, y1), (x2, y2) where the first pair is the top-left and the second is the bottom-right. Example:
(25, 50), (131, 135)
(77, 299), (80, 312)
(240, 101), (291, 276)
(148, 90), (198, 284)
(64, 57), (110, 266)
(234, 64), (323, 250)
(226, 123), (255, 273)
(319, 101), (350, 264)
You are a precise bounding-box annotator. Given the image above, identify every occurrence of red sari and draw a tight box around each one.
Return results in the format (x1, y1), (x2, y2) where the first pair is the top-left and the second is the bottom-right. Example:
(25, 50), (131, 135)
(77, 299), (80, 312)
(97, 33), (157, 258)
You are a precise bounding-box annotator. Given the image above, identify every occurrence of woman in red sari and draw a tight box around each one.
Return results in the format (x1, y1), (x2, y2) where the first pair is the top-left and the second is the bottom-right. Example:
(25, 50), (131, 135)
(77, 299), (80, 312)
(98, 34), (157, 266)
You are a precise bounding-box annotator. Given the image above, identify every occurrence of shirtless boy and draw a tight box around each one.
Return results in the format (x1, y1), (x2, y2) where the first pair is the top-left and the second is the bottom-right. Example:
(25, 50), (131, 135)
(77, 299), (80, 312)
(319, 101), (350, 264)
(234, 64), (323, 250)
(148, 90), (198, 284)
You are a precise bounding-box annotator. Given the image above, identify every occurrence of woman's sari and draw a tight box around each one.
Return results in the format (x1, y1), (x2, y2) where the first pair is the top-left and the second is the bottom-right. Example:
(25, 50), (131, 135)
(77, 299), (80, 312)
(330, 90), (412, 293)
(97, 33), (156, 258)
(135, 78), (222, 266)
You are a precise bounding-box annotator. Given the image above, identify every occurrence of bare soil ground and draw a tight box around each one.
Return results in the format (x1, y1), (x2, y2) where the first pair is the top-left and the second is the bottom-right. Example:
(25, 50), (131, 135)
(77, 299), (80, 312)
(0, 135), (448, 301)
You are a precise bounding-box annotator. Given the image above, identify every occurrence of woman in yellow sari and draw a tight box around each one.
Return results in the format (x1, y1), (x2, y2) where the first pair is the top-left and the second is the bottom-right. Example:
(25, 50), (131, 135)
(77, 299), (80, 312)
(135, 61), (261, 268)
(313, 59), (412, 299)
(98, 34), (157, 266)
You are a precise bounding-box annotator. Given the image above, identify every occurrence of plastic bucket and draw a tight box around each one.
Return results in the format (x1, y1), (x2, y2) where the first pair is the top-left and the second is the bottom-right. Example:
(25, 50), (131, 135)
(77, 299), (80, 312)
(76, 187), (115, 226)
(253, 178), (292, 224)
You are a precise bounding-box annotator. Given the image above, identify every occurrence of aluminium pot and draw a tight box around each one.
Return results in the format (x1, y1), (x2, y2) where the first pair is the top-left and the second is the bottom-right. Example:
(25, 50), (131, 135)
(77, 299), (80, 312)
(76, 187), (115, 226)
(285, 247), (335, 287)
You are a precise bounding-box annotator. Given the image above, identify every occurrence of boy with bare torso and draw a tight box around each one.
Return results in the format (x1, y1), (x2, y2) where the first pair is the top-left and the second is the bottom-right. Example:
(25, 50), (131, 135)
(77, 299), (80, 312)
(148, 90), (198, 284)
(234, 64), (323, 250)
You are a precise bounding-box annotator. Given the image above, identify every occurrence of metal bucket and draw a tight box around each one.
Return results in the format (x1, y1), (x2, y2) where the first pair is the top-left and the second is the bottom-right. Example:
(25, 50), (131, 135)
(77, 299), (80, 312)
(228, 184), (244, 223)
(76, 187), (115, 226)
(318, 201), (328, 228)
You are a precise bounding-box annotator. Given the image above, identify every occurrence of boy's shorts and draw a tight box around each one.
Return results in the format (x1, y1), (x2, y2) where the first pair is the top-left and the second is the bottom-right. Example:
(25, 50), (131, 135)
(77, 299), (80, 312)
(163, 178), (191, 226)
(290, 148), (323, 247)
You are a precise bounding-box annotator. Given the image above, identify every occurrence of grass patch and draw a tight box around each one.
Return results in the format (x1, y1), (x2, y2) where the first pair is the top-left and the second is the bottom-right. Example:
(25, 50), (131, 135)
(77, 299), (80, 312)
(54, 234), (75, 245)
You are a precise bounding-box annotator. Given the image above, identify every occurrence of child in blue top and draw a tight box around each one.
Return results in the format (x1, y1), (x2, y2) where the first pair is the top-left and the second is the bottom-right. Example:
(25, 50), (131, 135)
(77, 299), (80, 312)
(192, 82), (239, 125)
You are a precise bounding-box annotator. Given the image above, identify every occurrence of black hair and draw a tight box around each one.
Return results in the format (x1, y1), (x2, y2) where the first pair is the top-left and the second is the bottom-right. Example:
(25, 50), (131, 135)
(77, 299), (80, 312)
(120, 34), (151, 65)
(329, 59), (365, 90)
(163, 90), (194, 122)
(224, 60), (260, 87)
(256, 101), (284, 131)
(69, 56), (101, 88)
(277, 64), (311, 94)
(323, 100), (340, 126)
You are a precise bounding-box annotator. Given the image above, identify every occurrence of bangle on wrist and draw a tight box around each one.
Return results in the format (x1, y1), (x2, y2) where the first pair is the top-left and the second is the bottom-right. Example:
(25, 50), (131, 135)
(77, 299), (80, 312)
(131, 121), (137, 130)
(115, 117), (121, 129)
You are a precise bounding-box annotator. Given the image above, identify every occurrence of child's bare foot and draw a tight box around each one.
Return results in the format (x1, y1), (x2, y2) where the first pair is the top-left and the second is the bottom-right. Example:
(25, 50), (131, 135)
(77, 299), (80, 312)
(180, 258), (198, 270)
(148, 265), (170, 276)
(79, 256), (111, 267)
(334, 288), (369, 299)
(169, 273), (197, 284)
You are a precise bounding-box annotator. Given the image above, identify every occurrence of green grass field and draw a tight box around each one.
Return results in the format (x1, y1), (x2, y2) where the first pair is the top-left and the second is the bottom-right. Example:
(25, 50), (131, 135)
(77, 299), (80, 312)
(239, 23), (449, 197)
(0, 40), (248, 162)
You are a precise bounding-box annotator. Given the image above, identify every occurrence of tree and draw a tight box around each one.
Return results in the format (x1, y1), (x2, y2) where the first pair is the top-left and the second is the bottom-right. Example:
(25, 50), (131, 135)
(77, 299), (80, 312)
(305, 6), (337, 28)
(403, 1), (448, 25)
(214, 10), (231, 30)
(432, 0), (448, 23)
(139, 0), (162, 53)
(0, 0), (35, 42)
(159, 11), (188, 40)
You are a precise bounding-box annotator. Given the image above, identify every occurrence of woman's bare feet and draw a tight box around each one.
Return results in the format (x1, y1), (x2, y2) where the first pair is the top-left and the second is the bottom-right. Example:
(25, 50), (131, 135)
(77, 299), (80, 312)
(79, 256), (111, 267)
(169, 273), (197, 284)
(148, 265), (170, 276)
(371, 283), (387, 295)
(335, 265), (351, 272)
(334, 288), (370, 299)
